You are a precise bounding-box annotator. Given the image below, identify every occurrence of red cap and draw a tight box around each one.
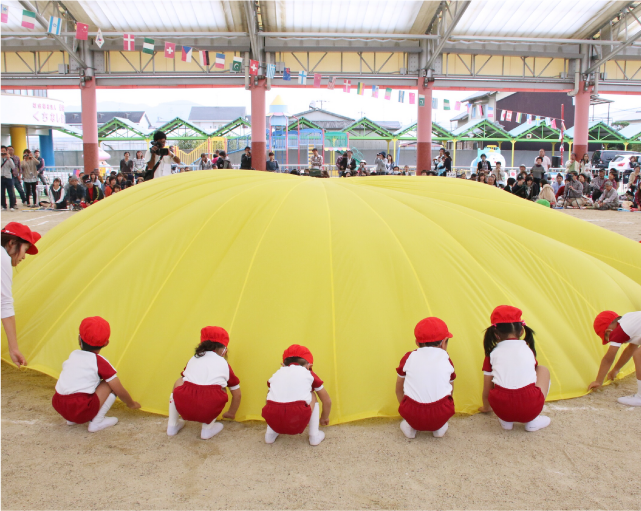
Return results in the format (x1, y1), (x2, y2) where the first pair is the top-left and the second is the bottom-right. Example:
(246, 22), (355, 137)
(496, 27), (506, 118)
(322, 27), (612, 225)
(490, 305), (523, 326)
(200, 326), (229, 346)
(593, 311), (619, 344)
(414, 317), (453, 343)
(283, 344), (313, 364)
(1, 222), (41, 255)
(79, 316), (111, 347)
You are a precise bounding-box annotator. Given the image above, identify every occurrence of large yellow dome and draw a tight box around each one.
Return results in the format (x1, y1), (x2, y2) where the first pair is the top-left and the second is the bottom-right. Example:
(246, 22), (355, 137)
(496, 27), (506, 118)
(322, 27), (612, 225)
(4, 171), (640, 422)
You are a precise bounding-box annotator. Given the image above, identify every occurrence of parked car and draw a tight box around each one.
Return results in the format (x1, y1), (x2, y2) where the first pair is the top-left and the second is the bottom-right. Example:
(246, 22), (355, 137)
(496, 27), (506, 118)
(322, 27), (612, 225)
(607, 154), (641, 172)
(592, 149), (638, 170)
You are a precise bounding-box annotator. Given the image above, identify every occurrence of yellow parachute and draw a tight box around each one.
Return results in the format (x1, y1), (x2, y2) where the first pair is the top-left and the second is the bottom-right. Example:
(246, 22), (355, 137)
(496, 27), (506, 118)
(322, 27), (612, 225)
(3, 171), (640, 423)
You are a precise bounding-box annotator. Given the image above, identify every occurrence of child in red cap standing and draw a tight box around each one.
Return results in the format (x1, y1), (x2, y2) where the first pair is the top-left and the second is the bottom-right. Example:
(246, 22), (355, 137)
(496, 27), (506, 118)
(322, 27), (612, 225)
(52, 317), (140, 432)
(168, 326), (242, 439)
(588, 310), (641, 406)
(478, 306), (551, 432)
(395, 317), (456, 439)
(262, 345), (331, 446)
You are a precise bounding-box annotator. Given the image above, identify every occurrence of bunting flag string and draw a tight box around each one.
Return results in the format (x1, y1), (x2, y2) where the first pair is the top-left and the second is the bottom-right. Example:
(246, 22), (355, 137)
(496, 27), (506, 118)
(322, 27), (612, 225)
(357, 82), (364, 95)
(384, 88), (392, 100)
(372, 85), (379, 98)
(313, 73), (322, 88)
(409, 93), (415, 105)
(327, 76), (336, 90)
(398, 90), (405, 103)
(1, 5), (9, 24)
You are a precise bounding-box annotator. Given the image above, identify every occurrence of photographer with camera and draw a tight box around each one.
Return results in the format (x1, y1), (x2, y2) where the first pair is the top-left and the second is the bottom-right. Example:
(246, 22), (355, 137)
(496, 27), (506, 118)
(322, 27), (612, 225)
(144, 131), (180, 180)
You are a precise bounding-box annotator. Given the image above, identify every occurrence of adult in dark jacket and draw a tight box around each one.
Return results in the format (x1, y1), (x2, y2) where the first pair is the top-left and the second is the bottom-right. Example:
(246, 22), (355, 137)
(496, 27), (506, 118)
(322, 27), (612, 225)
(64, 177), (85, 205)
(338, 150), (357, 176)
(477, 154), (492, 173)
(440, 151), (452, 176)
(240, 147), (252, 170)
(266, 152), (279, 172)
(512, 175), (528, 198)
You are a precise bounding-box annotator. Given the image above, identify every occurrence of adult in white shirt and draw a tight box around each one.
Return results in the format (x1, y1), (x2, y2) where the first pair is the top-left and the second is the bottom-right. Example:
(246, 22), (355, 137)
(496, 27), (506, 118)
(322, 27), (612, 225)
(144, 131), (180, 179)
(535, 149), (551, 170)
(1, 222), (41, 367)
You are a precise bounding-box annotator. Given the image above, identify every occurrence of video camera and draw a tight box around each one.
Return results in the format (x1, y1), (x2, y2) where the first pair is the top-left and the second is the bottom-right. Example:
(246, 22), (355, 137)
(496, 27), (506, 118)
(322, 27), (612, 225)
(150, 140), (169, 157)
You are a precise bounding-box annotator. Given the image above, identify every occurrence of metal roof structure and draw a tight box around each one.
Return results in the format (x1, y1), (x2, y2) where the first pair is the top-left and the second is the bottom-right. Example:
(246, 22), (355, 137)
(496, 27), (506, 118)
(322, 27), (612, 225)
(565, 120), (627, 143)
(188, 106), (247, 121)
(618, 123), (641, 140)
(65, 110), (148, 125)
(2, 1), (640, 93)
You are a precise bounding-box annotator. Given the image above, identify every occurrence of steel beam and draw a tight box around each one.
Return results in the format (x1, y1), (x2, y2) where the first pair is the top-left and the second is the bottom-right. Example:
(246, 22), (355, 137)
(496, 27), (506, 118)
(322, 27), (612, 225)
(424, 1), (471, 71)
(243, 0), (263, 63)
(586, 6), (641, 74)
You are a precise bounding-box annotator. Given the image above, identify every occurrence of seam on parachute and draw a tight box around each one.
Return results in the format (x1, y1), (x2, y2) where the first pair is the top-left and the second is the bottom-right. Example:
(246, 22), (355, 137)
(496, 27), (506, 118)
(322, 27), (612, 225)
(322, 181), (341, 418)
(338, 182), (432, 316)
(228, 179), (308, 332)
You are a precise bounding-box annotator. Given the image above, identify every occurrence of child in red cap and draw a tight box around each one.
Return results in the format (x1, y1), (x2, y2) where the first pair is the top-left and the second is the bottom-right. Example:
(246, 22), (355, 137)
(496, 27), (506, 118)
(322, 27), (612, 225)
(478, 306), (551, 432)
(168, 326), (242, 439)
(395, 317), (456, 439)
(52, 317), (140, 432)
(588, 310), (641, 406)
(261, 345), (331, 446)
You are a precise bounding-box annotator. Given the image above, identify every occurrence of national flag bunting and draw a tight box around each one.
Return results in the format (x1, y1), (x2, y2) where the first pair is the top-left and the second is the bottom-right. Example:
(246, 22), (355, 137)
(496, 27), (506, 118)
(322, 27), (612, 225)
(200, 50), (210, 66)
(444, 99), (450, 110)
(313, 73), (322, 88)
(298, 71), (307, 84)
(384, 88), (392, 100)
(418, 94), (425, 107)
(545, 117), (551, 126)
(266, 63), (276, 79)
(535, 116), (541, 125)
(164, 42), (176, 59)
(231, 56), (243, 73)
(95, 29), (104, 48)
(409, 93), (415, 105)
(343, 80), (351, 93)
(551, 118), (557, 129)
(506, 111), (513, 122)
(398, 90), (404, 103)
(455, 101), (461, 111)
(372, 85), (379, 98)
(500, 110), (506, 121)
(283, 67), (291, 80)
(123, 33), (135, 51)
(1, 5), (9, 24)
(487, 106), (494, 118)
(527, 114), (532, 124)
(515, 112), (522, 122)
(214, 53), (225, 68)
(357, 82), (364, 95)
(48, 16), (62, 35)
(249, 59), (259, 75)
(21, 9), (35, 29)
(327, 76), (336, 90)
(182, 46), (193, 63)
(142, 38), (155, 55)
(432, 98), (438, 109)
(76, 22), (89, 41)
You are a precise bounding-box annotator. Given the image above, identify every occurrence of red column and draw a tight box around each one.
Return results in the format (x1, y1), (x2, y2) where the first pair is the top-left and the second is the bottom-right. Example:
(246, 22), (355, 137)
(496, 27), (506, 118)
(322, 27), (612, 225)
(572, 81), (591, 161)
(80, 78), (99, 174)
(416, 80), (434, 174)
(250, 79), (266, 171)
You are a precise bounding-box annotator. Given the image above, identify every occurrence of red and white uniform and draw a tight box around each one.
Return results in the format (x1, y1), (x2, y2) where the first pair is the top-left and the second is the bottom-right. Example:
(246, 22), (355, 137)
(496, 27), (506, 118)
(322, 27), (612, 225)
(608, 312), (641, 347)
(483, 339), (544, 423)
(396, 348), (456, 431)
(261, 364), (324, 435)
(52, 350), (117, 423)
(174, 351), (240, 424)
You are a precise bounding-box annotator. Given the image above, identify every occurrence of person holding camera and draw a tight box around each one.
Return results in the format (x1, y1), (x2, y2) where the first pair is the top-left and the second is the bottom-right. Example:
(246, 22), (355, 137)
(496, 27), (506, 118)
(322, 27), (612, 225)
(144, 131), (180, 180)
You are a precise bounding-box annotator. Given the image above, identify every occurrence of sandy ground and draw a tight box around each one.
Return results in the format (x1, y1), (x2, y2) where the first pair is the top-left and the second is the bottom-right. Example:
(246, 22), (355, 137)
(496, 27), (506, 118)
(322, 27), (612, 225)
(2, 207), (641, 510)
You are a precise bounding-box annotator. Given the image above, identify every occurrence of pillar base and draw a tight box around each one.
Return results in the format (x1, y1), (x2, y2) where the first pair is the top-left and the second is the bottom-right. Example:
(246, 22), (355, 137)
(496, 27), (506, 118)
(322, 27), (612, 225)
(83, 143), (100, 174)
(251, 142), (266, 171)
(416, 142), (433, 175)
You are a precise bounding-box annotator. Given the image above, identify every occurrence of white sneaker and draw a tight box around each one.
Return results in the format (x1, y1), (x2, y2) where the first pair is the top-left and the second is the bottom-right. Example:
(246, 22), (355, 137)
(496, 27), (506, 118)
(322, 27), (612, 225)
(200, 422), (224, 440)
(167, 419), (185, 436)
(265, 426), (279, 444)
(400, 420), (417, 439)
(309, 430), (325, 446)
(432, 422), (449, 438)
(88, 416), (118, 432)
(498, 418), (514, 430)
(525, 415), (551, 432)
(617, 394), (641, 407)
(66, 421), (77, 426)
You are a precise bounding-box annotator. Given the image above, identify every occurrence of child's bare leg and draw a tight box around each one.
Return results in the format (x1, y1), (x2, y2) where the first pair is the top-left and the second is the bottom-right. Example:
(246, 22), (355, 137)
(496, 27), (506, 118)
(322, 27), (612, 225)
(95, 381), (114, 406)
(173, 377), (184, 390)
(634, 347), (641, 380)
(535, 365), (551, 398)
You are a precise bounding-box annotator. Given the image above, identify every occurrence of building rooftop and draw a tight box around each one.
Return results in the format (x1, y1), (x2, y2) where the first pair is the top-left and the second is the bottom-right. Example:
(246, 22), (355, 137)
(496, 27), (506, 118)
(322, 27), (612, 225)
(65, 111), (148, 125)
(188, 106), (247, 121)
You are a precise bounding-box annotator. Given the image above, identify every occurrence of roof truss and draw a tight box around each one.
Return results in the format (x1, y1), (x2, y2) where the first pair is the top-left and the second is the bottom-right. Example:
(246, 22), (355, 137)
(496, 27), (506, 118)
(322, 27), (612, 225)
(511, 123), (570, 142)
(156, 117), (208, 139)
(343, 117), (394, 139)
(97, 117), (149, 141)
(454, 119), (512, 141)
(395, 122), (453, 141)
(211, 117), (251, 137)
(586, 121), (628, 143)
(286, 117), (323, 131)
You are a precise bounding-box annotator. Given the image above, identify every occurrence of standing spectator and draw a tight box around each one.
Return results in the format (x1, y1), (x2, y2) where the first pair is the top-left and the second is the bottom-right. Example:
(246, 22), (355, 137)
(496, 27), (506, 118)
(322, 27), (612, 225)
(628, 165), (640, 191)
(385, 153), (394, 174)
(216, 151), (232, 169)
(198, 153), (213, 170)
(145, 131), (180, 179)
(132, 150), (146, 176)
(536, 149), (551, 171)
(374, 152), (387, 175)
(477, 154), (492, 173)
(7, 146), (26, 205)
(20, 149), (40, 207)
(48, 178), (66, 210)
(594, 181), (619, 210)
(2, 146), (17, 210)
(309, 148), (323, 173)
(565, 152), (580, 173)
(433, 148), (445, 173)
(64, 176), (84, 206)
(538, 178), (556, 207)
(120, 152), (134, 181)
(441, 151), (453, 176)
(492, 162), (506, 185)
(552, 173), (564, 195)
(591, 168), (607, 201)
(34, 149), (47, 187)
(266, 152), (279, 172)
(240, 147), (252, 170)
(580, 153), (592, 179)
(563, 173), (584, 208)
(530, 157), (546, 196)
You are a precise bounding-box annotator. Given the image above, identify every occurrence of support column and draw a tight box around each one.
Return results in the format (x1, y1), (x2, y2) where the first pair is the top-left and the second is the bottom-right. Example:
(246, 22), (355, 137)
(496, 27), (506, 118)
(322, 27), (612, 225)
(250, 79), (266, 171)
(10, 126), (28, 158)
(81, 78), (99, 174)
(573, 82), (591, 160)
(416, 80), (434, 174)
(38, 129), (55, 168)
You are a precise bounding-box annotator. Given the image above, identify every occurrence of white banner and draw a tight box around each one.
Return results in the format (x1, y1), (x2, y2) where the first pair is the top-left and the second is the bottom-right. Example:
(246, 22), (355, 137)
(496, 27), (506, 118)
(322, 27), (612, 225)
(1, 93), (66, 127)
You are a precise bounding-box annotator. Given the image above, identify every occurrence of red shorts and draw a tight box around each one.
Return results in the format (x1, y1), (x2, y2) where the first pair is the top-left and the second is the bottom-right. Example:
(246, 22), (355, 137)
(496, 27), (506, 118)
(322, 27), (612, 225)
(52, 392), (100, 424)
(399, 395), (455, 431)
(262, 400), (312, 435)
(489, 383), (545, 423)
(173, 382), (228, 424)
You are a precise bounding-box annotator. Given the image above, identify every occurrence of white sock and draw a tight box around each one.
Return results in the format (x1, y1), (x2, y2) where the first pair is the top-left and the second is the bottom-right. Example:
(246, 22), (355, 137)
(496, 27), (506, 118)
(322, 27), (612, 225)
(498, 418), (514, 430)
(200, 419), (224, 440)
(167, 393), (185, 436)
(265, 425), (279, 444)
(92, 393), (116, 423)
(400, 420), (417, 439)
(88, 393), (118, 432)
(432, 422), (448, 438)
(637, 379), (641, 396)
(308, 403), (325, 446)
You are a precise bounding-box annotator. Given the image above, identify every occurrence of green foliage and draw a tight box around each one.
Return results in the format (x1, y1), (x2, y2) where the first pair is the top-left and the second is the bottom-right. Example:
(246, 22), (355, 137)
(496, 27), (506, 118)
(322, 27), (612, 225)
(177, 140), (199, 152)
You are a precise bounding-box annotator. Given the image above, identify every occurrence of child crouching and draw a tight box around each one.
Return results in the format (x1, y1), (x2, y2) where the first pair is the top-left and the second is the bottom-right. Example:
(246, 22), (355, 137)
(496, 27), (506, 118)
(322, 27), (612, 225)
(262, 345), (331, 446)
(52, 317), (140, 432)
(396, 317), (456, 439)
(168, 326), (241, 439)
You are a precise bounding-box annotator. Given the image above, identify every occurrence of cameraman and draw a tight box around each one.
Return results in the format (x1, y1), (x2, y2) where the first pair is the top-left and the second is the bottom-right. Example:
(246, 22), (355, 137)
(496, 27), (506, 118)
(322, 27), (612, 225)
(144, 131), (180, 180)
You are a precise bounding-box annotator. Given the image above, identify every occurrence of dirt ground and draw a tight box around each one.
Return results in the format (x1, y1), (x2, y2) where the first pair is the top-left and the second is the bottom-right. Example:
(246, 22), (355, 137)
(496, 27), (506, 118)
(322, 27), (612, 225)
(2, 207), (641, 510)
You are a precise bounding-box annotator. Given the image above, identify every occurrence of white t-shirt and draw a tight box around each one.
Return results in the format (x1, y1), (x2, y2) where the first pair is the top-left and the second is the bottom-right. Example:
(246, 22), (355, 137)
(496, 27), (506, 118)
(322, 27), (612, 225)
(1, 247), (14, 319)
(482, 339), (537, 390)
(610, 311), (641, 347)
(396, 347), (456, 404)
(144, 149), (174, 178)
(266, 364), (324, 405)
(181, 351), (240, 390)
(55, 350), (117, 395)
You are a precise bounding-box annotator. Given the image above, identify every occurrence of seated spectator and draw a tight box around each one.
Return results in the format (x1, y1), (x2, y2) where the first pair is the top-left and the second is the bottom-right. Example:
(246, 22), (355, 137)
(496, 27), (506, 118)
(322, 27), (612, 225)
(487, 174), (499, 187)
(608, 169), (619, 191)
(136, 177), (145, 185)
(538, 178), (556, 207)
(420, 170), (429, 176)
(524, 175), (536, 200)
(591, 168), (607, 201)
(477, 174), (487, 184)
(48, 178), (67, 210)
(303, 169), (311, 176)
(492, 162), (506, 185)
(321, 170), (330, 178)
(199, 153), (213, 170)
(512, 175), (528, 199)
(504, 177), (516, 193)
(133, 150), (146, 176)
(392, 165), (401, 175)
(65, 176), (85, 205)
(104, 176), (117, 197)
(216, 151), (232, 169)
(578, 173), (590, 198)
(116, 173), (127, 190)
(83, 175), (104, 205)
(563, 173), (585, 208)
(358, 160), (369, 176)
(403, 165), (410, 175)
(289, 169), (300, 176)
(628, 166), (641, 191)
(552, 173), (564, 195)
(343, 171), (352, 178)
(112, 184), (122, 194)
(266, 152), (279, 172)
(126, 180), (133, 188)
(593, 180), (619, 210)
(470, 173), (477, 181)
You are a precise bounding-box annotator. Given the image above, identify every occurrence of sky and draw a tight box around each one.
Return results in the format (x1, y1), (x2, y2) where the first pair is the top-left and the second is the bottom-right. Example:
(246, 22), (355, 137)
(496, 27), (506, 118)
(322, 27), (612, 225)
(47, 87), (641, 129)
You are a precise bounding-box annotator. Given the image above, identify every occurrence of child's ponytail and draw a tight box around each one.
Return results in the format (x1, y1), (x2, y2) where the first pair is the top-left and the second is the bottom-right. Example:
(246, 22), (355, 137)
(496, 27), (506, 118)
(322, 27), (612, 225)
(522, 325), (537, 356)
(483, 326), (499, 357)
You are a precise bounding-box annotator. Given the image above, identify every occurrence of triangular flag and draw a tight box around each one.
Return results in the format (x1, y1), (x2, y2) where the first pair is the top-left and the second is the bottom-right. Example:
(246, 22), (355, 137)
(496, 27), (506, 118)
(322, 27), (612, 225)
(506, 111), (513, 122)
(385, 88), (392, 100)
(249, 59), (259, 75)
(283, 67), (291, 81)
(142, 38), (155, 55)
(418, 94), (425, 107)
(48, 16), (62, 35)
(444, 99), (450, 110)
(298, 71), (307, 84)
(215, 53), (225, 69)
(357, 82), (364, 95)
(313, 73), (322, 88)
(372, 85), (379, 98)
(200, 50), (210, 66)
(454, 101), (461, 111)
(432, 98), (438, 109)
(343, 80), (351, 93)
(231, 56), (243, 72)
(398, 90), (405, 103)
(182, 46), (193, 63)
(21, 9), (35, 29)
(76, 22), (89, 41)
(95, 28), (104, 48)
(1, 5), (9, 24)
(266, 63), (276, 79)
(500, 110), (506, 121)
(409, 93), (415, 105)
(123, 34), (135, 51)
(164, 42), (176, 59)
